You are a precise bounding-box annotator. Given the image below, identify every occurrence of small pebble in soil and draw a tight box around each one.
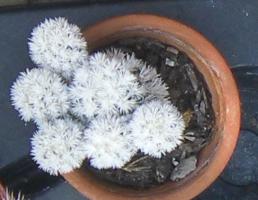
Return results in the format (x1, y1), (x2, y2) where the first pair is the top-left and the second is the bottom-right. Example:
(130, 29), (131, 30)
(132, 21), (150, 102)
(170, 156), (197, 181)
(165, 58), (176, 67)
(184, 131), (196, 142)
(172, 158), (179, 166)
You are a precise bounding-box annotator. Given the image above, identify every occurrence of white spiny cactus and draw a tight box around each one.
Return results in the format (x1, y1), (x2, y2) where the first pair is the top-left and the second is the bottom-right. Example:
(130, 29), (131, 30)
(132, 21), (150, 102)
(138, 65), (169, 101)
(84, 115), (136, 169)
(105, 48), (169, 100)
(69, 52), (144, 118)
(10, 68), (69, 123)
(31, 118), (86, 175)
(129, 100), (185, 158)
(69, 66), (99, 119)
(29, 17), (88, 80)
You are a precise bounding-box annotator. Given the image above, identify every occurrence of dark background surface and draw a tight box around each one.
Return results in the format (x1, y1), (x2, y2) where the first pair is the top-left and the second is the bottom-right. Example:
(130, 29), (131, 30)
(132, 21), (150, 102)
(0, 0), (258, 199)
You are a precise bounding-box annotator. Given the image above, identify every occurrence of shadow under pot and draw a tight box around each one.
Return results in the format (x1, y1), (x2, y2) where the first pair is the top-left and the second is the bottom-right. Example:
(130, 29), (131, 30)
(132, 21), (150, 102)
(62, 14), (240, 200)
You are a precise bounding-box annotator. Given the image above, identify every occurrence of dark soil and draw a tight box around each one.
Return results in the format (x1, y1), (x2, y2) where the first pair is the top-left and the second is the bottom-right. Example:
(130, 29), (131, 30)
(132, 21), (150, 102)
(84, 38), (215, 188)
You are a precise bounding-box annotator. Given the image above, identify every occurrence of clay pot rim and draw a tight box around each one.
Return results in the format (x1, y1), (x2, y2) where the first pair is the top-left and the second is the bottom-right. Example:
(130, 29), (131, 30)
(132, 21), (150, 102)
(63, 14), (241, 200)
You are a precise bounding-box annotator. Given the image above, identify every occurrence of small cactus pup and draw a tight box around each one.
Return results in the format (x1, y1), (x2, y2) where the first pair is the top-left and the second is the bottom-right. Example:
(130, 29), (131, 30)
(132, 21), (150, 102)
(10, 17), (214, 190)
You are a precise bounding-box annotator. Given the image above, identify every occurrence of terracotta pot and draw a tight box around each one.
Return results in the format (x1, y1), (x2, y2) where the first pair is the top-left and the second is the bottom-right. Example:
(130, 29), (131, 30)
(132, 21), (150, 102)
(62, 14), (240, 200)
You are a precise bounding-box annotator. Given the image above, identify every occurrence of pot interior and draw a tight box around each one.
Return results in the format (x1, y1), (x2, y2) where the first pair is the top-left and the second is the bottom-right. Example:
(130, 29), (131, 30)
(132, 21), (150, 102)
(80, 28), (223, 195)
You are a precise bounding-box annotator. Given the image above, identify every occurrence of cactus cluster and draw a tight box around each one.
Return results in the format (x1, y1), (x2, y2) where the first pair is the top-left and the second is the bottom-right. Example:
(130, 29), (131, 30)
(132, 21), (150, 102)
(11, 18), (185, 175)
